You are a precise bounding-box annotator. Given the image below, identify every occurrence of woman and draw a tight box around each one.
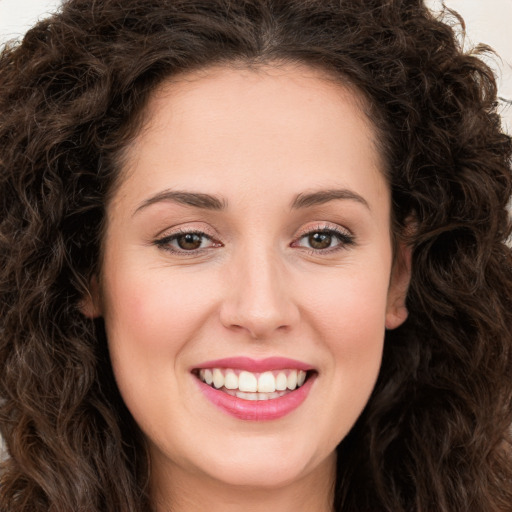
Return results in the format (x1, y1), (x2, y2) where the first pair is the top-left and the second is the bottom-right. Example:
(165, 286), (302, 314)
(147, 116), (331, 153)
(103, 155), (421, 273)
(1, 0), (511, 510)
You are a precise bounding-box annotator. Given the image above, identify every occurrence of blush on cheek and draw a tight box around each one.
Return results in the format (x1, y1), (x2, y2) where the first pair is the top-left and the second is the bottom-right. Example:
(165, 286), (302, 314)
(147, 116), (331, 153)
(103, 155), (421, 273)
(314, 285), (387, 386)
(108, 283), (210, 359)
(310, 276), (388, 335)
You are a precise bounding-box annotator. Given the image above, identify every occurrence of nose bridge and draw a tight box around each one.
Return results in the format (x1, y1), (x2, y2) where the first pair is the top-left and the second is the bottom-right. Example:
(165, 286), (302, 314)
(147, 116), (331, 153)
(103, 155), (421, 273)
(220, 241), (298, 338)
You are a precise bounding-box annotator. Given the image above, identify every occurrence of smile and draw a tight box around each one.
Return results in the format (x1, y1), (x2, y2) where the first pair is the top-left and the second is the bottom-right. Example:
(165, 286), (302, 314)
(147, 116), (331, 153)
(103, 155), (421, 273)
(196, 368), (309, 400)
(192, 357), (317, 420)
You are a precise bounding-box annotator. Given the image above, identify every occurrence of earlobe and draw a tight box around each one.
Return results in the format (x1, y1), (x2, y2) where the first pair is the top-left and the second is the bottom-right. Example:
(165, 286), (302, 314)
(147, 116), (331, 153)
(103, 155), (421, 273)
(385, 299), (409, 330)
(385, 242), (412, 330)
(81, 275), (102, 318)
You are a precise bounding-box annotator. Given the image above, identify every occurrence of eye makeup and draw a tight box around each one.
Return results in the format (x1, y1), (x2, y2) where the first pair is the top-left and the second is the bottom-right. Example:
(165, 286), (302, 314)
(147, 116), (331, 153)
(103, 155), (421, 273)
(153, 221), (356, 257)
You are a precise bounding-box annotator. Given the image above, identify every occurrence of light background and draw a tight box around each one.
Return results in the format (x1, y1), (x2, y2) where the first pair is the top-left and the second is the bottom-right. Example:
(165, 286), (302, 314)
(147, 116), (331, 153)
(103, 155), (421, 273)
(1, 0), (511, 132)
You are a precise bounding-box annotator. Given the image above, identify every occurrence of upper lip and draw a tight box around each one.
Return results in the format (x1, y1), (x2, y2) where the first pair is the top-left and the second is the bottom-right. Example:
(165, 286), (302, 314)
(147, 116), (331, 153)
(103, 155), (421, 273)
(192, 356), (315, 373)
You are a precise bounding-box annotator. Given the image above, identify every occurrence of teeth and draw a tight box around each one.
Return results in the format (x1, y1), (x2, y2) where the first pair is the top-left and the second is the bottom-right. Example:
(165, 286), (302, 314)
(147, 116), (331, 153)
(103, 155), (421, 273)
(238, 371), (258, 392)
(204, 369), (213, 385)
(287, 370), (297, 390)
(223, 389), (290, 400)
(257, 371), (276, 393)
(224, 370), (238, 390)
(197, 367), (310, 399)
(275, 372), (287, 391)
(212, 368), (224, 389)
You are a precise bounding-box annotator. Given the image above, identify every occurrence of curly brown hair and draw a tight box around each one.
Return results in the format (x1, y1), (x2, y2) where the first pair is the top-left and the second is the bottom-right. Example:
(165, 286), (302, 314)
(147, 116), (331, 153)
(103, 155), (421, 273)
(1, 0), (511, 510)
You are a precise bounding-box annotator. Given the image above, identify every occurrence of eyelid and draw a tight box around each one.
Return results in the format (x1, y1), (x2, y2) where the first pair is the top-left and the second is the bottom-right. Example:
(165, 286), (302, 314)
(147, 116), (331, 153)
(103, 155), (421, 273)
(291, 222), (356, 252)
(294, 222), (353, 239)
(154, 221), (219, 239)
(152, 222), (354, 255)
(153, 226), (222, 254)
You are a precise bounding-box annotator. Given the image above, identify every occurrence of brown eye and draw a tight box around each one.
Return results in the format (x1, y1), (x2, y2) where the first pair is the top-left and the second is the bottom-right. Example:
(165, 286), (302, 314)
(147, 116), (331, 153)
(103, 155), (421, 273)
(308, 232), (333, 249)
(155, 231), (219, 253)
(176, 233), (204, 250)
(293, 228), (355, 252)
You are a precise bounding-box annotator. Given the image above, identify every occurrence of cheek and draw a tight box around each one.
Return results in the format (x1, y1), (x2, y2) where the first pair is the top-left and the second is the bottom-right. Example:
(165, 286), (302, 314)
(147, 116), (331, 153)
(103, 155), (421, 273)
(103, 265), (214, 351)
(299, 264), (390, 431)
(100, 265), (217, 407)
(304, 264), (390, 344)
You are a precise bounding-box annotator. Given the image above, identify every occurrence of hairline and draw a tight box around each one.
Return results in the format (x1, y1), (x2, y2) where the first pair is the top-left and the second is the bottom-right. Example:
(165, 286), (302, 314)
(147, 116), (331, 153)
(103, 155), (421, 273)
(95, 58), (398, 279)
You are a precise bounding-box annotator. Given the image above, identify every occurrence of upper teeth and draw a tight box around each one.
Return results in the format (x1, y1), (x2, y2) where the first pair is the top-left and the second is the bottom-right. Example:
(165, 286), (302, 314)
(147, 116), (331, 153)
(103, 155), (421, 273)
(198, 368), (307, 392)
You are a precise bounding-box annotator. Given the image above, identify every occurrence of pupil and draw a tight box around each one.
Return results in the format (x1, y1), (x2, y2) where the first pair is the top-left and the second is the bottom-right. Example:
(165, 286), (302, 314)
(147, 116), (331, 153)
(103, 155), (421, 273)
(309, 232), (332, 249)
(178, 233), (202, 250)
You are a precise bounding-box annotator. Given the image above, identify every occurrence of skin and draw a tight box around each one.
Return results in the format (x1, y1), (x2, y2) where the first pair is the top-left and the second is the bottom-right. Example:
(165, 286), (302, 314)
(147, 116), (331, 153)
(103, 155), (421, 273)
(84, 63), (411, 512)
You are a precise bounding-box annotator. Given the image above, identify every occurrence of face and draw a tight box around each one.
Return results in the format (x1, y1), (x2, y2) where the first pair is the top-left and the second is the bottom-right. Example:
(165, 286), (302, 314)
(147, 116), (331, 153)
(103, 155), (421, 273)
(86, 64), (410, 500)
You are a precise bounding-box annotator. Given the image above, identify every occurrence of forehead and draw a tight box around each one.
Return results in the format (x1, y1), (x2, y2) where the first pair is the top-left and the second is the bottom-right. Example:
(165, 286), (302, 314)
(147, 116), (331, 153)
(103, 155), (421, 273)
(114, 63), (387, 213)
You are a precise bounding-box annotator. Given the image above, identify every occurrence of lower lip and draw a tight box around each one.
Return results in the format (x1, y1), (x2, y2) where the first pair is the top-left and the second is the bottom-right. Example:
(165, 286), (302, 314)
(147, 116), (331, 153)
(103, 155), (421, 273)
(195, 373), (316, 421)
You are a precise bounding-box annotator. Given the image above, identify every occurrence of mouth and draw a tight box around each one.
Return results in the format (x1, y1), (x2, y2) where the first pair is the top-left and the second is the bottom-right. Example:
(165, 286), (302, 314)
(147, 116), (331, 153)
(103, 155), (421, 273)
(191, 357), (317, 421)
(193, 367), (312, 401)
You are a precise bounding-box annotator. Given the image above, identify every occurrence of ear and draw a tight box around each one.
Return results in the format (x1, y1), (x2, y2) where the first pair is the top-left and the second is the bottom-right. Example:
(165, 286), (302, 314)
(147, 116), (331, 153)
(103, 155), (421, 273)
(81, 274), (102, 318)
(385, 241), (412, 330)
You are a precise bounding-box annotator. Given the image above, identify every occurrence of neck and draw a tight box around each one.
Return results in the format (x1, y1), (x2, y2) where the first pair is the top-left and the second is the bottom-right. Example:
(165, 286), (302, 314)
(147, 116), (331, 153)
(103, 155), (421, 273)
(151, 452), (336, 512)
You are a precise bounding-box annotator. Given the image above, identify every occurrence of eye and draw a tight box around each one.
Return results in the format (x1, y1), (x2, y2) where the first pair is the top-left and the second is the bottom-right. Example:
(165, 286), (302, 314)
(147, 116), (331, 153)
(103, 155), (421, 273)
(154, 230), (221, 253)
(292, 227), (355, 252)
(174, 232), (209, 250)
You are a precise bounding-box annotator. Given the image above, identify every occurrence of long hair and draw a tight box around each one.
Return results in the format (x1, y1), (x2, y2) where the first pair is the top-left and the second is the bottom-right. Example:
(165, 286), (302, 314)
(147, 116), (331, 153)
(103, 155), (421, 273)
(1, 0), (511, 510)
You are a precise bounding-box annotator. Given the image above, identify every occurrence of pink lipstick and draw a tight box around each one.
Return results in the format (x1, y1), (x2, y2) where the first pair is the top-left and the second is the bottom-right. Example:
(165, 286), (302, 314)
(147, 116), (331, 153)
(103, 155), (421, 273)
(192, 357), (316, 421)
(193, 356), (314, 372)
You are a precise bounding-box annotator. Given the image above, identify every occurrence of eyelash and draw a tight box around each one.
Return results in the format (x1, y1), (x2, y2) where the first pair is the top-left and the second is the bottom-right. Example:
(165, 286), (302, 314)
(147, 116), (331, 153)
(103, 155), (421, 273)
(154, 226), (355, 255)
(154, 229), (221, 254)
(292, 225), (355, 254)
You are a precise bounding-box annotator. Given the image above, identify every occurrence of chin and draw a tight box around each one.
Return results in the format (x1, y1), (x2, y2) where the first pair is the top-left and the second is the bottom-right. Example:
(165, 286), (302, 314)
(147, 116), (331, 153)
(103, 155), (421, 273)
(192, 437), (327, 490)
(204, 458), (309, 489)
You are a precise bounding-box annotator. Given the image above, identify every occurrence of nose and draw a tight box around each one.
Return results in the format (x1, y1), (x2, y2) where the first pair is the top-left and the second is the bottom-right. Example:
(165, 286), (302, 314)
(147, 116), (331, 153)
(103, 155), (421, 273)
(219, 245), (300, 339)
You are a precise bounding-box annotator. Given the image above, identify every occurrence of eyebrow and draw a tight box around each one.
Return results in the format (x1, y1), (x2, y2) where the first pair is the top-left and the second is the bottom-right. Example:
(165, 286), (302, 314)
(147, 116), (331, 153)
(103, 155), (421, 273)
(133, 187), (369, 215)
(133, 190), (226, 215)
(291, 188), (370, 210)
